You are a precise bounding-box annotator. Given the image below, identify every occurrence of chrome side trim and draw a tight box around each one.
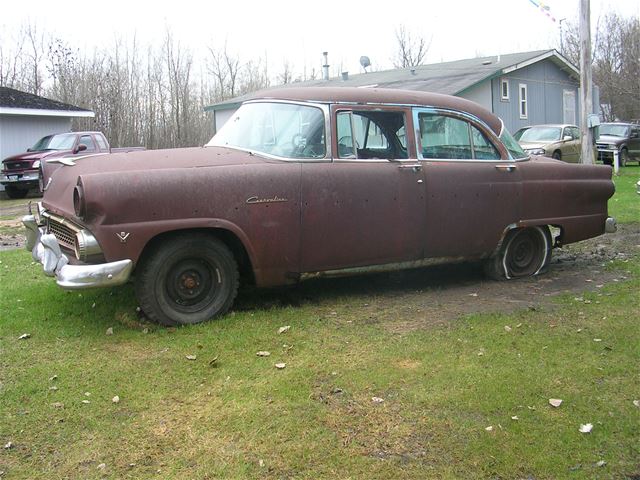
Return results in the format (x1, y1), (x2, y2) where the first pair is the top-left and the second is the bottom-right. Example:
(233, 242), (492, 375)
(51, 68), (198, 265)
(299, 255), (477, 281)
(22, 215), (132, 289)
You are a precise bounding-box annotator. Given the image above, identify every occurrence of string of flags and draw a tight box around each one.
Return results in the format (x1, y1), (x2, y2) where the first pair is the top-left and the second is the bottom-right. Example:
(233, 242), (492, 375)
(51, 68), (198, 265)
(528, 0), (557, 22)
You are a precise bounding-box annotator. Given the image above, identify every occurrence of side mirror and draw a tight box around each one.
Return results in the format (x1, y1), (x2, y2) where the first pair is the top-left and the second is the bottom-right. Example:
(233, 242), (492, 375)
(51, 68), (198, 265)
(72, 144), (88, 155)
(631, 132), (639, 139)
(563, 135), (573, 141)
(27, 148), (33, 152)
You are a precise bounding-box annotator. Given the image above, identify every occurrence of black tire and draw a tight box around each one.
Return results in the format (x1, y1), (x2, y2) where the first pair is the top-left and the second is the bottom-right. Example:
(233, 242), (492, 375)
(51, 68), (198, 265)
(5, 186), (29, 199)
(484, 226), (552, 281)
(619, 148), (628, 167)
(552, 151), (562, 160)
(135, 233), (239, 326)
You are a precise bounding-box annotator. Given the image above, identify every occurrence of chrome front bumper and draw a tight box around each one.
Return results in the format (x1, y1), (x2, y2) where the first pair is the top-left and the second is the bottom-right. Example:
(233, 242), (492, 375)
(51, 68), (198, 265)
(23, 214), (133, 290)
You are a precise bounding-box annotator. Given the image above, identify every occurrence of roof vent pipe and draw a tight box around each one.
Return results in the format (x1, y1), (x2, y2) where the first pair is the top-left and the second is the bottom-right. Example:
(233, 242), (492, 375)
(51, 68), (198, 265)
(410, 68), (416, 75)
(341, 71), (349, 81)
(322, 52), (330, 80)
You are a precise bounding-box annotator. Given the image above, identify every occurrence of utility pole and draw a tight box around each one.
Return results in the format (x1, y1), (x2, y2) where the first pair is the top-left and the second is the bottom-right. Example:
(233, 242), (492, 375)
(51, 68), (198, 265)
(579, 0), (594, 164)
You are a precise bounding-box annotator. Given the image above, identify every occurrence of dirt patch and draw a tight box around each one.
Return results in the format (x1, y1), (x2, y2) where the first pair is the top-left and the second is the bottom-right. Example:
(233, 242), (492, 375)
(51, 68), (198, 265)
(237, 223), (639, 330)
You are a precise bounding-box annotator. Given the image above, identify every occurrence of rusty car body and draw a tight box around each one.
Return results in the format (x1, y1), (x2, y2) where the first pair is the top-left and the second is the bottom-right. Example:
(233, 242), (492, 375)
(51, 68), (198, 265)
(23, 87), (616, 325)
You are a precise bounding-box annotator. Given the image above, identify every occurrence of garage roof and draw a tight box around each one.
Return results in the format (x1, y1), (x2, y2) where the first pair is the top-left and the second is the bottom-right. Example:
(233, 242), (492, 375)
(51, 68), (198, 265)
(0, 86), (95, 117)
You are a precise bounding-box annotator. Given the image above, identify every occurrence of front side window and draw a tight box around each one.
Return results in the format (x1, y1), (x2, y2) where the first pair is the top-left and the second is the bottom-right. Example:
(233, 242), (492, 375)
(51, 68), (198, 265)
(416, 111), (500, 160)
(79, 135), (96, 152)
(208, 102), (326, 159)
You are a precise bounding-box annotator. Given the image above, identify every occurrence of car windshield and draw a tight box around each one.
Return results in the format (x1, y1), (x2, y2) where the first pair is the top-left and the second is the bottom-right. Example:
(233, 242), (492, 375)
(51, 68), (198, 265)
(208, 102), (326, 159)
(598, 124), (629, 137)
(517, 126), (562, 142)
(499, 127), (527, 160)
(30, 133), (76, 151)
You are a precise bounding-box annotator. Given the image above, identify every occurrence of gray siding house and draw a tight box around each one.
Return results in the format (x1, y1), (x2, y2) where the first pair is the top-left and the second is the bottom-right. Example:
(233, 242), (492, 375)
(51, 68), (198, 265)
(206, 50), (596, 135)
(0, 87), (94, 162)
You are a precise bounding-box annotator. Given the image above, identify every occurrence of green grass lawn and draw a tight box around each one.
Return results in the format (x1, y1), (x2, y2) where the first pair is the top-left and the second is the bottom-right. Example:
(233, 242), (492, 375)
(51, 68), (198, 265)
(0, 168), (638, 479)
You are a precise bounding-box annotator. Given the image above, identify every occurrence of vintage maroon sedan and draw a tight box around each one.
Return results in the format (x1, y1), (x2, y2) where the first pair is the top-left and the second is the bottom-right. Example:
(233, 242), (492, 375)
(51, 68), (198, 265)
(23, 88), (616, 325)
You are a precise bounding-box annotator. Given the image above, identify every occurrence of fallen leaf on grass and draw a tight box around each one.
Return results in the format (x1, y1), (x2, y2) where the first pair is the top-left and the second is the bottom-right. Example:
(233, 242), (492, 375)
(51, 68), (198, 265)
(97, 463), (106, 470)
(633, 400), (639, 408)
(549, 399), (563, 408)
(371, 397), (384, 404)
(112, 396), (120, 404)
(105, 327), (113, 335)
(485, 426), (493, 431)
(275, 363), (286, 369)
(593, 338), (602, 342)
(579, 423), (593, 433)
(504, 325), (512, 332)
(278, 326), (291, 334)
(18, 333), (31, 340)
(49, 386), (58, 391)
(51, 402), (64, 408)
(469, 293), (478, 297)
(596, 460), (606, 467)
(511, 416), (519, 421)
(256, 351), (271, 357)
(185, 355), (197, 361)
(49, 375), (57, 381)
(82, 400), (90, 404)
(3, 442), (13, 450)
(208, 356), (219, 366)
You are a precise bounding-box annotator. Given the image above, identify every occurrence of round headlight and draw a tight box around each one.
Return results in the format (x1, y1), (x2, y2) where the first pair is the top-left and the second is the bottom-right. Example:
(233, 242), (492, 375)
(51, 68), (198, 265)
(73, 180), (86, 219)
(33, 160), (41, 169)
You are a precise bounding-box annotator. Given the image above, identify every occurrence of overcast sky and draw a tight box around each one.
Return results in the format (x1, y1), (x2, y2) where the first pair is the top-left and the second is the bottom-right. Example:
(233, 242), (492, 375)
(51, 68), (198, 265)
(3, 0), (639, 79)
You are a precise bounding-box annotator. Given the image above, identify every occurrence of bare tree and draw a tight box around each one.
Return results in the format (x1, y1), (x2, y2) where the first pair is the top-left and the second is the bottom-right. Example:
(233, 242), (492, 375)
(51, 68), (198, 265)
(561, 13), (640, 121)
(393, 25), (430, 68)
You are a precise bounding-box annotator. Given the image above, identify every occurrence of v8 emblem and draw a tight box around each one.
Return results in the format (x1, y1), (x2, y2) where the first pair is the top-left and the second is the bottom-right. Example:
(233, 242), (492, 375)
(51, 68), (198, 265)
(116, 232), (130, 243)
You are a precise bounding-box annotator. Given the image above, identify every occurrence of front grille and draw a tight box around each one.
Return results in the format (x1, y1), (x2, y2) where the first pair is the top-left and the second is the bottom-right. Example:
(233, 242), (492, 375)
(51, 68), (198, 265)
(47, 218), (76, 251)
(5, 161), (31, 171)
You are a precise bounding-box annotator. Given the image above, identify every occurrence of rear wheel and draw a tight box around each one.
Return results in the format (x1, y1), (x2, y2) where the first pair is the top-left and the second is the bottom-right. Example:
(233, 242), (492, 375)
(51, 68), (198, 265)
(135, 233), (239, 326)
(4, 185), (29, 199)
(552, 151), (562, 160)
(484, 226), (552, 280)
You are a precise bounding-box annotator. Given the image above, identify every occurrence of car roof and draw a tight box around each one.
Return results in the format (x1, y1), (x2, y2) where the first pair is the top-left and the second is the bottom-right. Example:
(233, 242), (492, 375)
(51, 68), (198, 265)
(524, 124), (577, 128)
(245, 87), (504, 136)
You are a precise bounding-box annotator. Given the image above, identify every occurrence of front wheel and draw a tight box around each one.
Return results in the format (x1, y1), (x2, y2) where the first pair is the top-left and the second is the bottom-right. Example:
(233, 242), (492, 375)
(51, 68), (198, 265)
(135, 233), (239, 326)
(484, 226), (552, 280)
(619, 148), (629, 167)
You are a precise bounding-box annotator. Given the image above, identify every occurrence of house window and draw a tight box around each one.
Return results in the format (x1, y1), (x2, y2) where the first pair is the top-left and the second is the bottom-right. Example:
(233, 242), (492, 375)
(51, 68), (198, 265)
(500, 78), (509, 101)
(519, 84), (528, 119)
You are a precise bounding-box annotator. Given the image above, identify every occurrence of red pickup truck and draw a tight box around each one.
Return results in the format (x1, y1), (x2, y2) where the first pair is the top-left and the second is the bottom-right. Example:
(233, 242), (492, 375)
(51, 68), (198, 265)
(1, 131), (143, 198)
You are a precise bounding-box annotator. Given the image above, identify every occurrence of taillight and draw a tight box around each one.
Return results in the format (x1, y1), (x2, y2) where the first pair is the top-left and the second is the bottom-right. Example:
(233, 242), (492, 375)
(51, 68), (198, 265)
(73, 178), (86, 219)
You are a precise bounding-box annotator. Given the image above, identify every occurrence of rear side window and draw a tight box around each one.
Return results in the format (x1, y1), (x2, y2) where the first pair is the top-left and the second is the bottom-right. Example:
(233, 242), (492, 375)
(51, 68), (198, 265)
(416, 112), (500, 160)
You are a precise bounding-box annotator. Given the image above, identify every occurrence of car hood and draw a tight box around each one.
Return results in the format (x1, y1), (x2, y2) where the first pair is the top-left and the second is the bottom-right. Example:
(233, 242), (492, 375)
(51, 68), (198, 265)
(596, 135), (623, 144)
(4, 148), (86, 163)
(42, 146), (268, 219)
(519, 141), (550, 150)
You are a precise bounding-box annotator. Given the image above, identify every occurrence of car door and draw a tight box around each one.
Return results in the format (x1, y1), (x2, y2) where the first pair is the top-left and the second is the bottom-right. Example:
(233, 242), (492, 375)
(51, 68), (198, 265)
(629, 126), (640, 160)
(299, 106), (426, 272)
(414, 109), (523, 258)
(564, 126), (581, 163)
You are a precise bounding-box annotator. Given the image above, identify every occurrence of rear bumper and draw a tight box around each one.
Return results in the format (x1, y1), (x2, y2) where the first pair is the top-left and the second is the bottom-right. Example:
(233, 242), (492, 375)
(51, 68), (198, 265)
(23, 214), (133, 289)
(605, 216), (617, 233)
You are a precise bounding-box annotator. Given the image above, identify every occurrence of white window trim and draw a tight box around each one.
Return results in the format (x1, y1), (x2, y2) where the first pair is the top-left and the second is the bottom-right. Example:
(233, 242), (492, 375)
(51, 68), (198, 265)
(500, 78), (510, 101)
(519, 83), (528, 119)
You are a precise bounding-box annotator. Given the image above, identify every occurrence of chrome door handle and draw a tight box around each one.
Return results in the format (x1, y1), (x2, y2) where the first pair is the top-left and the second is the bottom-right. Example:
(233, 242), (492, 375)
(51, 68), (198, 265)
(495, 164), (517, 172)
(398, 164), (422, 172)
